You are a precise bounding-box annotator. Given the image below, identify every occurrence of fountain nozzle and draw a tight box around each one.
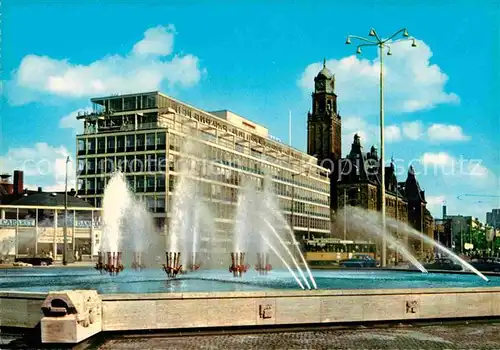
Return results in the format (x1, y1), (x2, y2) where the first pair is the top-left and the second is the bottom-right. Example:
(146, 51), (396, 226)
(131, 251), (146, 271)
(163, 252), (183, 278)
(255, 252), (272, 275)
(95, 251), (124, 276)
(229, 252), (249, 277)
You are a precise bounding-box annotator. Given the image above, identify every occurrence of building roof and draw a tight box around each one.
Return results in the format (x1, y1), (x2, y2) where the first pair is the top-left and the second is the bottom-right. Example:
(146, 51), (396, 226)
(8, 192), (93, 208)
(316, 59), (334, 79)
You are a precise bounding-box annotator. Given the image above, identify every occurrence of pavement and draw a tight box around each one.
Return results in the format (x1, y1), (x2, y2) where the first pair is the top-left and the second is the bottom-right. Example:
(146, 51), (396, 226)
(96, 321), (500, 350)
(2, 321), (500, 349)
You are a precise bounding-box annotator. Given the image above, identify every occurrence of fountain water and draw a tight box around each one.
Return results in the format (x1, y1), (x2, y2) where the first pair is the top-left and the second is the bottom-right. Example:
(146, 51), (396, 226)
(385, 218), (489, 282)
(343, 206), (488, 281)
(338, 206), (427, 274)
(98, 171), (160, 275)
(232, 179), (317, 289)
(101, 171), (131, 254)
(165, 140), (214, 276)
(262, 181), (318, 289)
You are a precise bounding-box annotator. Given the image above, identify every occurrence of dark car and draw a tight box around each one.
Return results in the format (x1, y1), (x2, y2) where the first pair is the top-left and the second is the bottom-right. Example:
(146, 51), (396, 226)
(470, 257), (500, 272)
(339, 254), (378, 268)
(423, 258), (462, 271)
(15, 257), (53, 266)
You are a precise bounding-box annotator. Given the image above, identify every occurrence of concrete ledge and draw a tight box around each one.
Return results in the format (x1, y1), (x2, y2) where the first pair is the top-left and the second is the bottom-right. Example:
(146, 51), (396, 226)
(3, 287), (500, 342)
(0, 291), (47, 328)
(100, 287), (500, 331)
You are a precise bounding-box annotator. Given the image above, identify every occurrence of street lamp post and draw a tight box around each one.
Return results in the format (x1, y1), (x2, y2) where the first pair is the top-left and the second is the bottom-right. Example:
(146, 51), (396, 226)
(63, 156), (69, 266)
(346, 28), (417, 267)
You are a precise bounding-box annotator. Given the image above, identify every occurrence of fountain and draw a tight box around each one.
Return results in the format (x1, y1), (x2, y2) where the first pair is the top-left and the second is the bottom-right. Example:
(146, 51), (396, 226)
(164, 140), (215, 277)
(96, 171), (161, 276)
(229, 252), (249, 277)
(131, 252), (145, 271)
(231, 179), (316, 289)
(94, 252), (105, 274)
(163, 252), (183, 278)
(343, 206), (488, 281)
(338, 206), (428, 274)
(255, 252), (272, 275)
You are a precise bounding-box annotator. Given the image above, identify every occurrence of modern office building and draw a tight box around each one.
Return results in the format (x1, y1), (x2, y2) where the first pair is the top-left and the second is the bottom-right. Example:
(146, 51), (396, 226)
(75, 91), (331, 252)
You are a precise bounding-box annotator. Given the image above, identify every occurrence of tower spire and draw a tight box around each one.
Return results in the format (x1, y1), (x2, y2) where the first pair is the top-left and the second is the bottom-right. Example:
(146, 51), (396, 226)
(323, 58), (326, 67)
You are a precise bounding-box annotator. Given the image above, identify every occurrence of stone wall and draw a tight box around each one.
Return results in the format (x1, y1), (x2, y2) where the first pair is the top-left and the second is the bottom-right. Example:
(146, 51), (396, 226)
(3, 287), (500, 333)
(0, 291), (46, 328)
(100, 287), (500, 331)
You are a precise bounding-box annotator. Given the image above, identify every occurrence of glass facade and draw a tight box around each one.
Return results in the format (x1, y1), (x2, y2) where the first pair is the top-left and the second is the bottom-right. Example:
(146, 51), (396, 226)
(77, 92), (331, 242)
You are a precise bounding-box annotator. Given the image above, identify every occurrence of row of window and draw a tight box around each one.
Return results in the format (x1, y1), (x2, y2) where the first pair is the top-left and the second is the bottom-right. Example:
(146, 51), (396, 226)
(284, 214), (330, 230)
(78, 170), (329, 208)
(167, 127), (329, 181)
(77, 151), (329, 200)
(99, 94), (157, 113)
(77, 132), (167, 155)
(77, 132), (329, 193)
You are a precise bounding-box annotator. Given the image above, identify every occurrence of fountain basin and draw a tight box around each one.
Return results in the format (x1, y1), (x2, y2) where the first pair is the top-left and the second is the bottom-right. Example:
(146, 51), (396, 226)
(2, 284), (500, 344)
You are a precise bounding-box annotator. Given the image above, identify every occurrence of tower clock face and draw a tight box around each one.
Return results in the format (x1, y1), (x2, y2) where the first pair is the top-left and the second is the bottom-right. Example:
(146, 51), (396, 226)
(315, 80), (325, 90)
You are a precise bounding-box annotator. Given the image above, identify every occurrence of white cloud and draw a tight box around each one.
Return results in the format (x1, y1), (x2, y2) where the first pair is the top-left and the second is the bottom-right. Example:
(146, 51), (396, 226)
(419, 152), (495, 186)
(298, 39), (459, 116)
(8, 24), (205, 105)
(0, 143), (76, 191)
(402, 121), (424, 140)
(385, 125), (402, 143)
(342, 118), (469, 148)
(427, 123), (470, 141)
(59, 106), (93, 134)
(132, 25), (176, 56)
(342, 115), (402, 153)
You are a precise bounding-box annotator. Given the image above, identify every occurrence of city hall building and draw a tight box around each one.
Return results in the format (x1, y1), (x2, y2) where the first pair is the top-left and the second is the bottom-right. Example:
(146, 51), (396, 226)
(75, 91), (332, 248)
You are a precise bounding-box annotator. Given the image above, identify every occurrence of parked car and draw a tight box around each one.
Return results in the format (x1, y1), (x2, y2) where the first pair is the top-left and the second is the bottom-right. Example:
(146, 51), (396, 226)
(469, 257), (500, 272)
(14, 257), (53, 266)
(339, 254), (378, 268)
(423, 258), (462, 271)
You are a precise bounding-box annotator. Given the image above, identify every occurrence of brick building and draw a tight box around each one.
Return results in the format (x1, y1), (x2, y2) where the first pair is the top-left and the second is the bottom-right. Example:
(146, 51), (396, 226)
(305, 62), (434, 256)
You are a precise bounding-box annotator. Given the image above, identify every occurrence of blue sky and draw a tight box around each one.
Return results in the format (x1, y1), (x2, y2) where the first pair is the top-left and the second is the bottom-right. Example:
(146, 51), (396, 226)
(1, 0), (499, 220)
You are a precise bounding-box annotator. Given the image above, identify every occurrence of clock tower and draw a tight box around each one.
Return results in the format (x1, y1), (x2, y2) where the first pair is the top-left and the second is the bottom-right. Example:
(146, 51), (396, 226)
(307, 59), (342, 211)
(307, 59), (342, 165)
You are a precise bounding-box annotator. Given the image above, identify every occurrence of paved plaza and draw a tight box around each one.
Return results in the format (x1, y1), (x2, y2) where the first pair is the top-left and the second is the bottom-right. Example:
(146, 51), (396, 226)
(97, 322), (500, 350)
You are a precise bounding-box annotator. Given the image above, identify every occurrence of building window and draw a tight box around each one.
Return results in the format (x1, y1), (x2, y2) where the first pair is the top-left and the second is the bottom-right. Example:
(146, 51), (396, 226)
(87, 139), (96, 154)
(78, 139), (86, 154)
(142, 95), (157, 109)
(156, 174), (165, 190)
(146, 133), (155, 150)
(157, 154), (166, 172)
(136, 176), (145, 192)
(126, 176), (135, 190)
(105, 157), (114, 173)
(116, 136), (125, 152)
(77, 159), (85, 173)
(86, 158), (96, 174)
(136, 134), (145, 151)
(146, 175), (155, 192)
(97, 178), (105, 191)
(107, 137), (115, 152)
(157, 132), (166, 147)
(156, 195), (165, 212)
(146, 196), (155, 211)
(123, 97), (136, 111)
(97, 137), (106, 153)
